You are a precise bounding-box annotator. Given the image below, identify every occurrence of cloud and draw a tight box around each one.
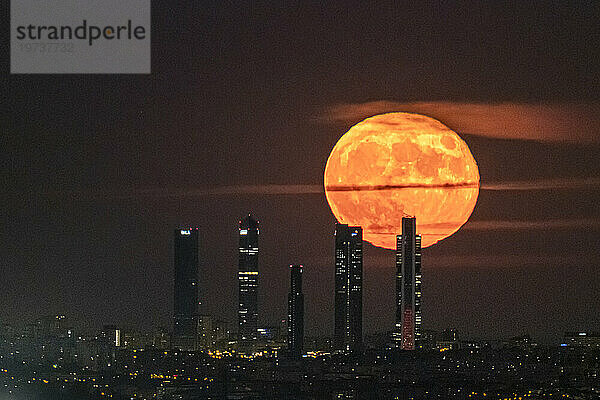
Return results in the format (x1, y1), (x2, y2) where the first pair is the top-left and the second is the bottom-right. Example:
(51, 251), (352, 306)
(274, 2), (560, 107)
(325, 177), (600, 192)
(35, 185), (325, 200)
(481, 177), (600, 191)
(12, 176), (600, 201)
(463, 217), (600, 231)
(325, 182), (478, 191)
(321, 101), (600, 143)
(11, 184), (600, 236)
(176, 184), (324, 196)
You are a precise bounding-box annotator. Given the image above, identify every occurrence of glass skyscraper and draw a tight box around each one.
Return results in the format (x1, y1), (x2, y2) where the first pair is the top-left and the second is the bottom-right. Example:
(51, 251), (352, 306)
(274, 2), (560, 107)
(334, 223), (363, 353)
(173, 227), (199, 351)
(393, 217), (422, 350)
(287, 264), (304, 358)
(238, 215), (259, 344)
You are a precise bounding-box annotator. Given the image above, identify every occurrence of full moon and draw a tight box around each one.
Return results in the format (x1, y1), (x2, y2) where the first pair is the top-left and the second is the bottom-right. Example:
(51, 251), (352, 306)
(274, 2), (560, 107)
(324, 112), (479, 249)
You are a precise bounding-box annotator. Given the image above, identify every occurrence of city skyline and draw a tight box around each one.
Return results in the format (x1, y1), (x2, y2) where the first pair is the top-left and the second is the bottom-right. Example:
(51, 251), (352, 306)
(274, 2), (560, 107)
(1, 200), (598, 344)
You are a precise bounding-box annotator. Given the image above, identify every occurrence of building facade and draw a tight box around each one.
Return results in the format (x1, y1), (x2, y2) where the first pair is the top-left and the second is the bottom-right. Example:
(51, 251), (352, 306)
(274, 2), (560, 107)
(287, 264), (304, 358)
(334, 223), (363, 353)
(393, 217), (422, 350)
(173, 228), (199, 351)
(238, 215), (259, 344)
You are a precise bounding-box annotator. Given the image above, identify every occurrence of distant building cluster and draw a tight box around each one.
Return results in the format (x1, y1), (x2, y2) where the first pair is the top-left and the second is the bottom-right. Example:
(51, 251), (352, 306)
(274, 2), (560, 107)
(2, 316), (599, 399)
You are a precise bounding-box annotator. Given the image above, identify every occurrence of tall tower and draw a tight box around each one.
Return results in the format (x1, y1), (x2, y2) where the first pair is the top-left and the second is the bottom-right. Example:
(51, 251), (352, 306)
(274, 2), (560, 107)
(393, 217), (422, 350)
(238, 215), (259, 344)
(288, 264), (304, 358)
(173, 228), (199, 351)
(334, 223), (363, 353)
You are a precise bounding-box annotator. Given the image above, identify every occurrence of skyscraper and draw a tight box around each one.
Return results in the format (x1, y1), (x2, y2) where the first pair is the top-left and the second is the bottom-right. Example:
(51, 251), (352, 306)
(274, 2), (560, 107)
(334, 223), (363, 353)
(393, 217), (422, 350)
(238, 215), (259, 343)
(287, 264), (304, 358)
(173, 228), (199, 351)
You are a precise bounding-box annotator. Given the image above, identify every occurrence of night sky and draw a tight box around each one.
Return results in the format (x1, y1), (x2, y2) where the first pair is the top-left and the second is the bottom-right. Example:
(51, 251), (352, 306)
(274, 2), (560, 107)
(3, 2), (600, 343)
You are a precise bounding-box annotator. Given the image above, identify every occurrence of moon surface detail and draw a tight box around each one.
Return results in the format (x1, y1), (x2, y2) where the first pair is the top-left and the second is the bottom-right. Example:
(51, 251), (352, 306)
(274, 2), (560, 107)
(324, 112), (480, 249)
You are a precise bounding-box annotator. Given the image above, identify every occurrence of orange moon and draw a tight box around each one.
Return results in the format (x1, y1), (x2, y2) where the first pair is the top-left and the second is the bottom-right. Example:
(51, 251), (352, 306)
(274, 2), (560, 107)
(324, 112), (479, 249)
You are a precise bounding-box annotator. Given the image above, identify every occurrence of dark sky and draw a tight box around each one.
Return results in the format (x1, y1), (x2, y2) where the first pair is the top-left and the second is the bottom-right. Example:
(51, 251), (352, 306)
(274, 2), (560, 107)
(2, 2), (600, 343)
